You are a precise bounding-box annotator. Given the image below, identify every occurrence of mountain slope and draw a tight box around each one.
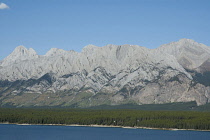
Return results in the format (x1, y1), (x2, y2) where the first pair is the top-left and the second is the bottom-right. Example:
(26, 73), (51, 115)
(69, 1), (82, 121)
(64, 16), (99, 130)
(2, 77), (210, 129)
(0, 39), (210, 107)
(157, 39), (210, 71)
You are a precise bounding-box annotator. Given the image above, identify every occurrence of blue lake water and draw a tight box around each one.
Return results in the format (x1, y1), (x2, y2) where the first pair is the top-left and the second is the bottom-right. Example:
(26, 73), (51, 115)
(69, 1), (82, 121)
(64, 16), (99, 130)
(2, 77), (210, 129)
(0, 124), (210, 140)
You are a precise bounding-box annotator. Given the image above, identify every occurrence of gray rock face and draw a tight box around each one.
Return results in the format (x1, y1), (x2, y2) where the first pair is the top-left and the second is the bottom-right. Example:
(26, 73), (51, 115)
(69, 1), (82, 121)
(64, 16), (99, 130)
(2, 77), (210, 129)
(157, 39), (210, 71)
(1, 46), (39, 67)
(0, 39), (210, 107)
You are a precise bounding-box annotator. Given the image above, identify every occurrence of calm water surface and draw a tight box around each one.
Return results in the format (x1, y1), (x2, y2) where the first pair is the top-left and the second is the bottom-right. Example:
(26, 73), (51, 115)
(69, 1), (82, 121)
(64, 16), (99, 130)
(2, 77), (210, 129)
(0, 124), (209, 140)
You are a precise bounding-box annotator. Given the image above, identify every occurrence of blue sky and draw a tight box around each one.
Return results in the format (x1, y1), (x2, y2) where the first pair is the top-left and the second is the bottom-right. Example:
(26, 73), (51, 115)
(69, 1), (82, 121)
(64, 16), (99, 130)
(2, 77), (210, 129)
(0, 0), (210, 60)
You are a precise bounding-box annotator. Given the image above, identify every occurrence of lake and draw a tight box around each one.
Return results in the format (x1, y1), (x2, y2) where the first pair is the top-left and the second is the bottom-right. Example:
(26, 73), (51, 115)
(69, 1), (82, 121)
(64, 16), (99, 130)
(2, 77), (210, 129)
(0, 124), (209, 140)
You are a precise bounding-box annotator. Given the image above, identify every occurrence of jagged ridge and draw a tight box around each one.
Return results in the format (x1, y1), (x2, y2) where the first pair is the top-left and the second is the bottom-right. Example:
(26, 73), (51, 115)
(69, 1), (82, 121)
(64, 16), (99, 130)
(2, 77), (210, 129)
(0, 39), (210, 107)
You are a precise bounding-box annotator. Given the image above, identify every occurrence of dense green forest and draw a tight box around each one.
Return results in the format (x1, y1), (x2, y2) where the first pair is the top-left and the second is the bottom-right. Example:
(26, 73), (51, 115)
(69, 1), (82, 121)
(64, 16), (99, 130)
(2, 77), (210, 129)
(0, 108), (210, 130)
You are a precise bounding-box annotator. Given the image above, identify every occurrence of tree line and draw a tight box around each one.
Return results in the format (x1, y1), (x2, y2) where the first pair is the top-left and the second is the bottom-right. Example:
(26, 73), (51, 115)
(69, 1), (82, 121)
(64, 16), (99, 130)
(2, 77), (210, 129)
(0, 108), (210, 130)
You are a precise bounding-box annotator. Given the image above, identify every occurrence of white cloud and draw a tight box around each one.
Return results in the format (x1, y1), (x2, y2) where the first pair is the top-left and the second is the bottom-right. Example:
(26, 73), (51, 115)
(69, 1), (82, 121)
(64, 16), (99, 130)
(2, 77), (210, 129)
(0, 3), (9, 10)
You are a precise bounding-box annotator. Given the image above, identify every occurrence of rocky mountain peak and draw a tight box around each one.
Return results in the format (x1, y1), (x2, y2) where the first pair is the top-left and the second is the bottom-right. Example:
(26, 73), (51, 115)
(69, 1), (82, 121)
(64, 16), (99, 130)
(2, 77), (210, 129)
(45, 48), (68, 57)
(82, 44), (98, 53)
(178, 38), (196, 44)
(12, 46), (37, 56)
(157, 39), (210, 70)
(1, 46), (38, 67)
(14, 45), (27, 52)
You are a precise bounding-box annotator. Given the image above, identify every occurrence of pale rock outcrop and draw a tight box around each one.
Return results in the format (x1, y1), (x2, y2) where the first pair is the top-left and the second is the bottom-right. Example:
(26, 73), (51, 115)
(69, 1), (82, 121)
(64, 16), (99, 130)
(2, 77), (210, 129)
(157, 39), (210, 70)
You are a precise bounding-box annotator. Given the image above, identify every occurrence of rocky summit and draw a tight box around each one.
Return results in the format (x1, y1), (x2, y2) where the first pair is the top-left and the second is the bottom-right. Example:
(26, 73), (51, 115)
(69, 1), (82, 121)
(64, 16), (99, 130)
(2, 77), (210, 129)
(0, 39), (210, 107)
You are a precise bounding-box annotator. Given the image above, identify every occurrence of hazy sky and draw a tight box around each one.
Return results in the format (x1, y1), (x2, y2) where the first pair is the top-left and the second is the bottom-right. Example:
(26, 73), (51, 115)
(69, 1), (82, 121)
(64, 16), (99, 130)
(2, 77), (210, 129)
(0, 0), (210, 60)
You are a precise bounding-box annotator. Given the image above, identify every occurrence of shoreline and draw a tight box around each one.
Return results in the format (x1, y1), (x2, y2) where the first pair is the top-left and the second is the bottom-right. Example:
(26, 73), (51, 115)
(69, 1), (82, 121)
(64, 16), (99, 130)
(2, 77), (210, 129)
(1, 122), (209, 132)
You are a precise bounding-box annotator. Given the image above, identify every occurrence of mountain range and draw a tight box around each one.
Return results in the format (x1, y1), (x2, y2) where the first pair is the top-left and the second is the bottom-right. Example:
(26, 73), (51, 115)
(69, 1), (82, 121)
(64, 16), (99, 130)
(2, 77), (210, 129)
(0, 39), (210, 108)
